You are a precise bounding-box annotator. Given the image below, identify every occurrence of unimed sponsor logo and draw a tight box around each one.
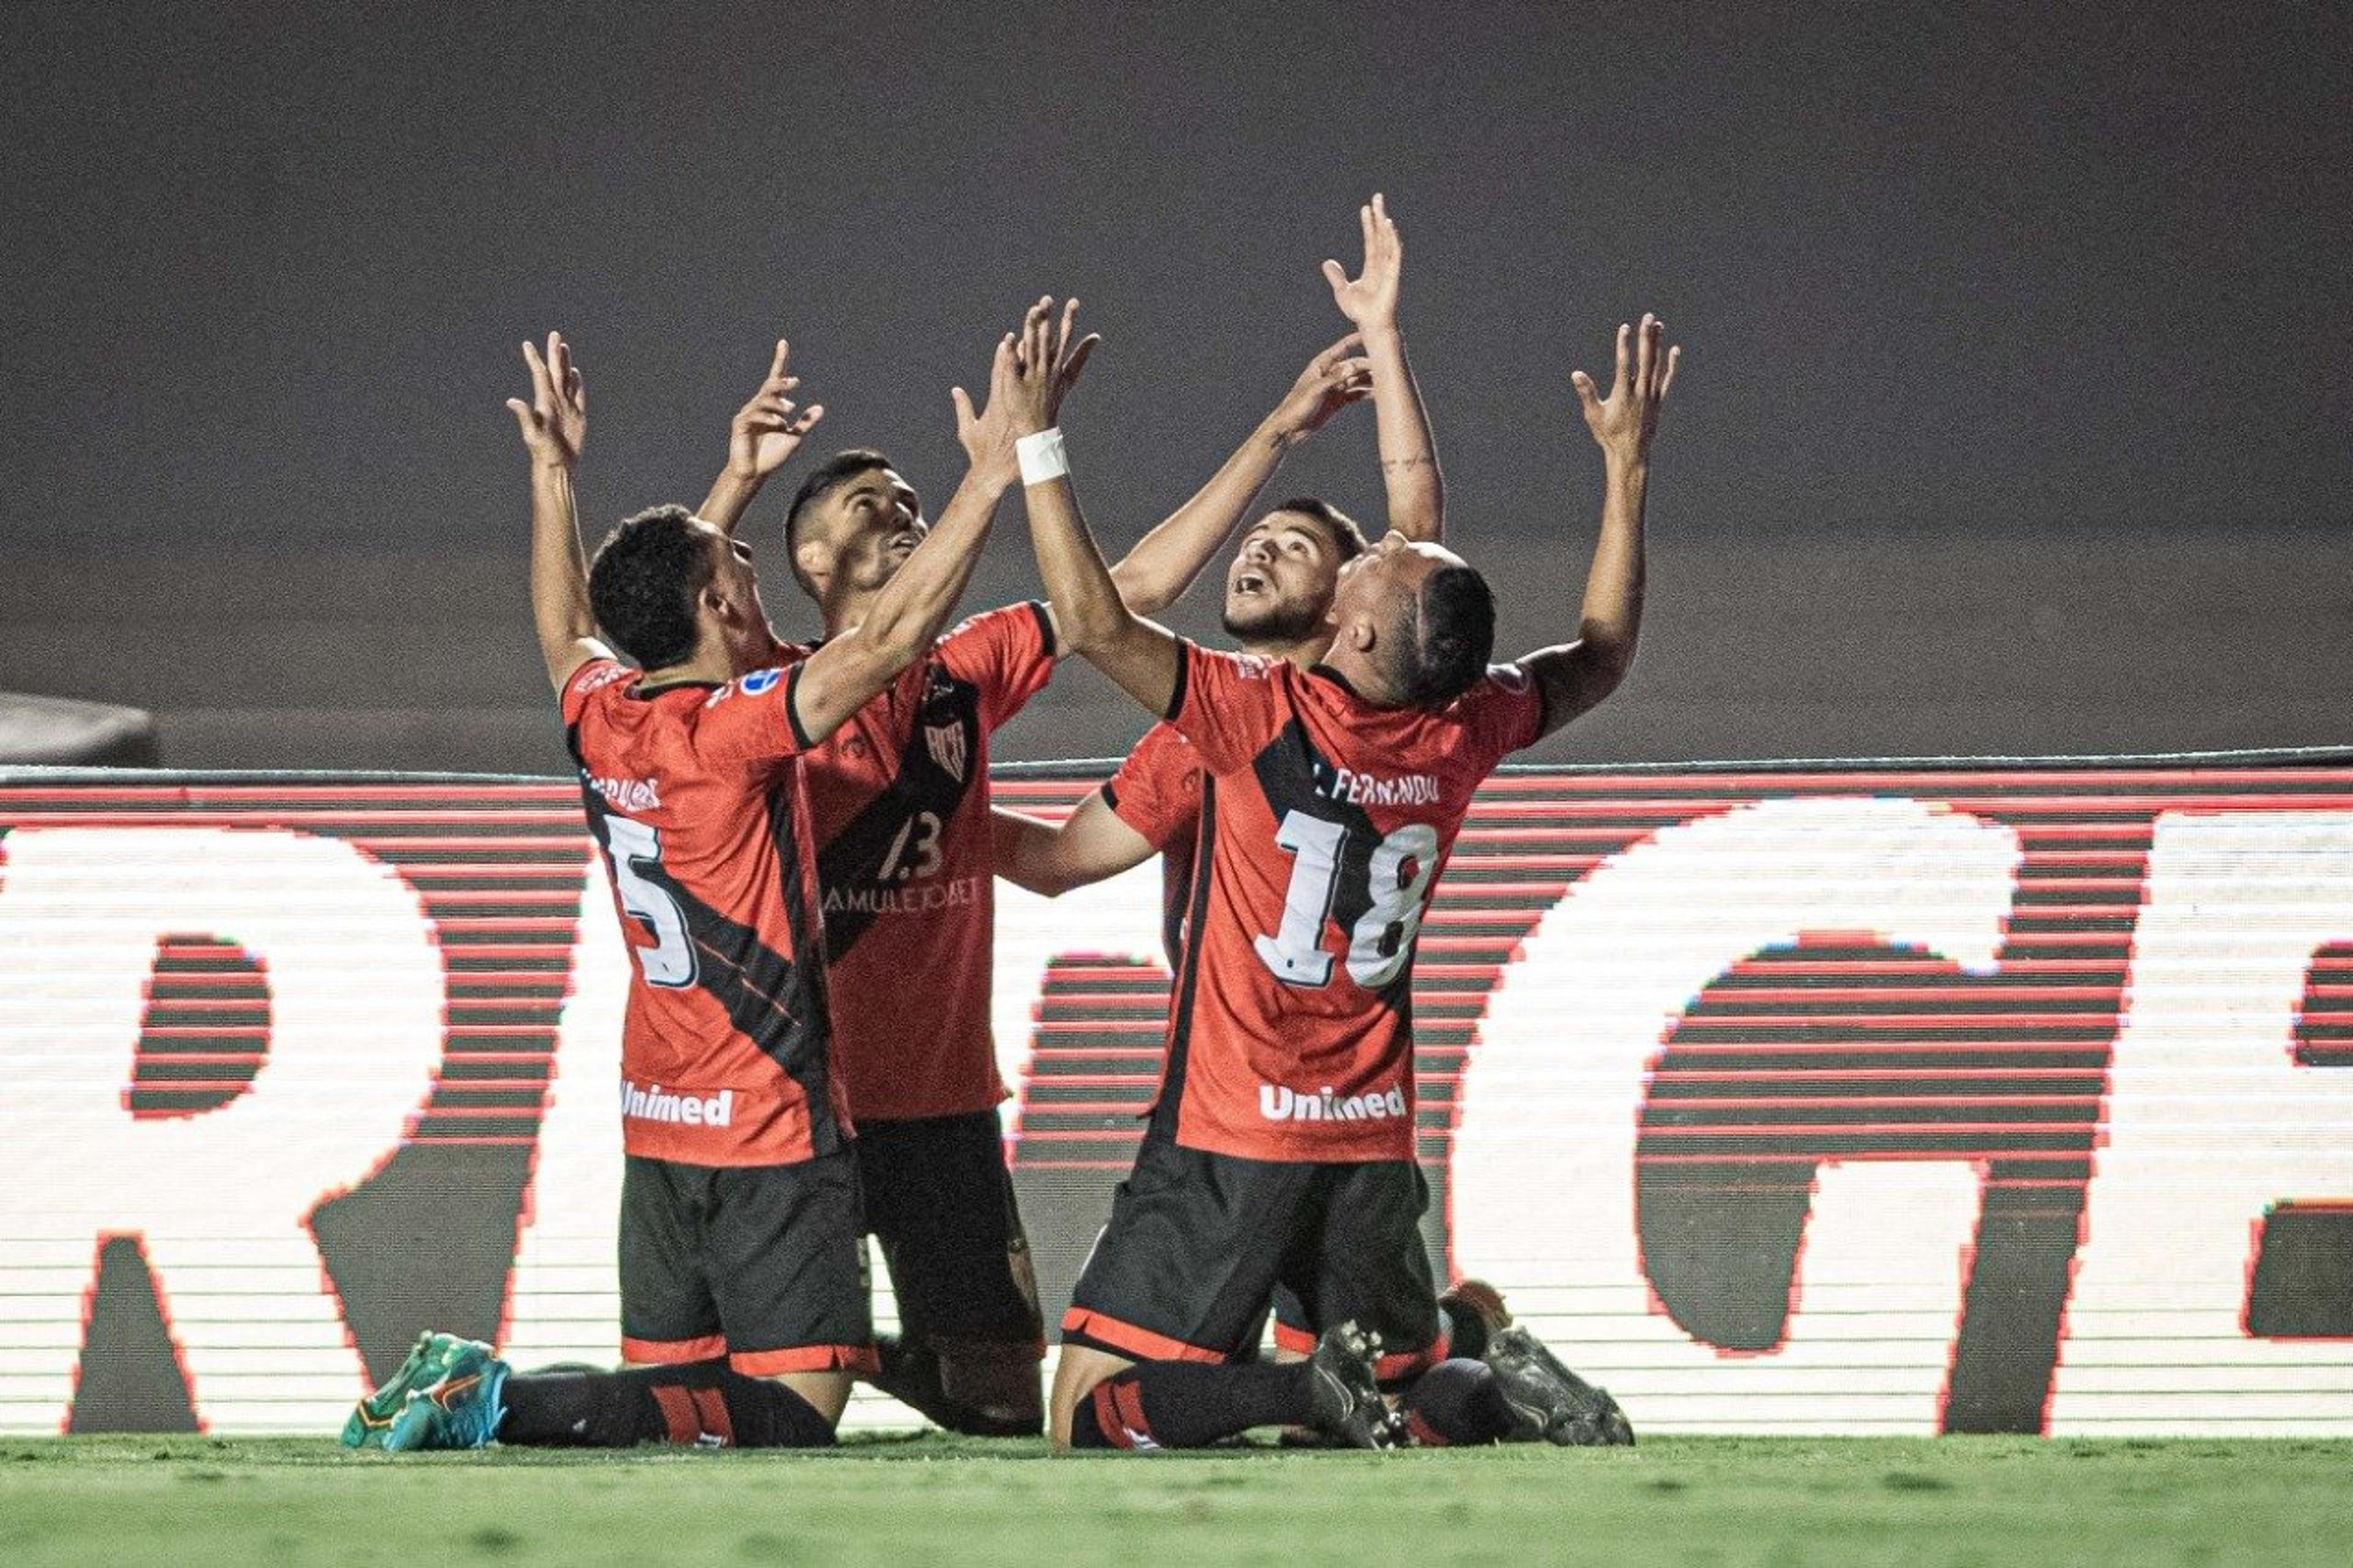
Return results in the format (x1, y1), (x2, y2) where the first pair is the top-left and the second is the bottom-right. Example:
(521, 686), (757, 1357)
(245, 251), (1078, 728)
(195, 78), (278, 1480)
(1258, 1083), (1409, 1122)
(620, 1080), (733, 1127)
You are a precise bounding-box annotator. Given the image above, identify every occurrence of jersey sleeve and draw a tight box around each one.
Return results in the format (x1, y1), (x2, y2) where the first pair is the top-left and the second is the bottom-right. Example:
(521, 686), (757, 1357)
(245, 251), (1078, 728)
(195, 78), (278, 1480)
(1452, 661), (1550, 771)
(936, 602), (1058, 733)
(1164, 642), (1289, 776)
(1101, 722), (1203, 851)
(688, 663), (817, 771)
(559, 657), (635, 727)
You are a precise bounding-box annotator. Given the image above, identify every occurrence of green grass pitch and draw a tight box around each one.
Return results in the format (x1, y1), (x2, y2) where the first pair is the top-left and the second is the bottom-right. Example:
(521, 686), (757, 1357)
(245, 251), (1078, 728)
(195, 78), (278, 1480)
(2, 1434), (2349, 1566)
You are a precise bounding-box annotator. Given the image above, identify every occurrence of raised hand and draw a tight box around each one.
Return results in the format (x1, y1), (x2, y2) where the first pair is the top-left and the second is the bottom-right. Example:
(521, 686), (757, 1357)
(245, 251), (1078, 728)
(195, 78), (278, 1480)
(1572, 313), (1680, 463)
(1268, 331), (1373, 444)
(506, 331), (586, 469)
(726, 338), (825, 480)
(953, 298), (1063, 485)
(1320, 193), (1404, 331)
(955, 297), (1049, 485)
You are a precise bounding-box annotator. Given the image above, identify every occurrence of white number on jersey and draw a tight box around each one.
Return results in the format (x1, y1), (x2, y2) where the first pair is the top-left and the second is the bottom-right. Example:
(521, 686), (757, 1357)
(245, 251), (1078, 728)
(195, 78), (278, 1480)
(1252, 809), (1438, 990)
(877, 809), (945, 883)
(598, 815), (696, 987)
(1347, 822), (1439, 988)
(1252, 812), (1347, 985)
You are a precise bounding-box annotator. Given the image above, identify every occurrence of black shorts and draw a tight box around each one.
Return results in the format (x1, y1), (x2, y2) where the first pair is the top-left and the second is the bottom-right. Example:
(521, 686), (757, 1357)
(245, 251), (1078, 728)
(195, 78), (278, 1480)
(619, 1148), (876, 1376)
(1061, 1137), (1445, 1381)
(855, 1109), (1044, 1354)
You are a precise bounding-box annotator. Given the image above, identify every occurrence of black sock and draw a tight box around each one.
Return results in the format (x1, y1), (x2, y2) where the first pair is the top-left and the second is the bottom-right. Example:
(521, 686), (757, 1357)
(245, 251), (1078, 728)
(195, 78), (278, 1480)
(499, 1362), (835, 1449)
(1400, 1359), (1515, 1446)
(1071, 1362), (1313, 1450)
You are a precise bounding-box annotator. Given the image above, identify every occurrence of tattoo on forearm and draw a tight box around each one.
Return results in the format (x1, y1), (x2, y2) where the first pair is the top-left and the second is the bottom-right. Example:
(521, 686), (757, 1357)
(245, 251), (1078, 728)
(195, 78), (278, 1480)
(1381, 455), (1437, 471)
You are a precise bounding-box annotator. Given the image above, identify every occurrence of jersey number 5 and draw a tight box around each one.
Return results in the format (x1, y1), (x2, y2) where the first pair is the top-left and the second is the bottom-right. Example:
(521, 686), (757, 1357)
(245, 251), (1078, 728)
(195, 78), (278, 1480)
(1252, 810), (1439, 990)
(597, 816), (697, 987)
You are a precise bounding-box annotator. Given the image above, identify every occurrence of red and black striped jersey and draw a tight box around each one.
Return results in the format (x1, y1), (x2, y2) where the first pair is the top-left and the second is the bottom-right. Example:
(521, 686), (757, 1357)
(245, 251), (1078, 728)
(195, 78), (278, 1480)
(787, 603), (1056, 1122)
(563, 657), (847, 1167)
(1102, 721), (1205, 972)
(1151, 643), (1545, 1162)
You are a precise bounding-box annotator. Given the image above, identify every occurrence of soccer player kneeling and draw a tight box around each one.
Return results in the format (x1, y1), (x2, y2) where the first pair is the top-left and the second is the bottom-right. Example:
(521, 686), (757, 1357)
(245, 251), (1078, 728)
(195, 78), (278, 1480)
(343, 311), (1051, 1452)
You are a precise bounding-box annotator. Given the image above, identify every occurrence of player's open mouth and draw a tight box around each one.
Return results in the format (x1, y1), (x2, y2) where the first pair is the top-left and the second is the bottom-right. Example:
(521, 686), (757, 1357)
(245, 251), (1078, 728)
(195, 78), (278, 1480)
(1234, 572), (1267, 595)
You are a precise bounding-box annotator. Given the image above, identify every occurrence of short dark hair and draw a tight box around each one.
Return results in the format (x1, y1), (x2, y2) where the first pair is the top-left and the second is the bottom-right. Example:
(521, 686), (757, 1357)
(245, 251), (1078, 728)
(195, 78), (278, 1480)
(1267, 497), (1369, 562)
(587, 504), (715, 670)
(782, 449), (893, 597)
(1395, 563), (1496, 708)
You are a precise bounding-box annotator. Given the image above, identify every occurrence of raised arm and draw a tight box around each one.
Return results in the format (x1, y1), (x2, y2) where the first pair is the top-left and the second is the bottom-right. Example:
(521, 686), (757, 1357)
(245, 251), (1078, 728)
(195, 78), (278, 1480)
(1011, 305), (1187, 719)
(1103, 332), (1371, 613)
(697, 338), (826, 536)
(1322, 193), (1442, 542)
(1520, 313), (1679, 740)
(507, 332), (613, 691)
(990, 798), (1156, 897)
(787, 309), (1038, 741)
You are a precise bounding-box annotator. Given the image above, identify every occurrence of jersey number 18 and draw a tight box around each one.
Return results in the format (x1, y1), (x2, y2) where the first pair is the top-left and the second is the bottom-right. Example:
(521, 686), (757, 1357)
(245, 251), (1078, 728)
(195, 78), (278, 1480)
(1252, 809), (1439, 990)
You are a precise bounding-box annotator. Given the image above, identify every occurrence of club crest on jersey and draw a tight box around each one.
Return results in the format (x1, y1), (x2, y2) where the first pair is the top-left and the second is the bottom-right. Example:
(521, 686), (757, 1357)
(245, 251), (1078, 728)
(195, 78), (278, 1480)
(925, 720), (969, 782)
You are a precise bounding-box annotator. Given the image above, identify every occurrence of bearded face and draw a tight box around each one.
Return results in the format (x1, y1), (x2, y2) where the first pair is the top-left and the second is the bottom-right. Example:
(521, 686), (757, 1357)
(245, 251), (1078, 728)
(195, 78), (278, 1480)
(1219, 511), (1347, 648)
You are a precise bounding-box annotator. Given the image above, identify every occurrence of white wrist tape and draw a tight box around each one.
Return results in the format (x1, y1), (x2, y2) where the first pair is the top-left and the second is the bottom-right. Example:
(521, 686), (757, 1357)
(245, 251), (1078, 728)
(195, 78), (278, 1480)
(1016, 427), (1069, 485)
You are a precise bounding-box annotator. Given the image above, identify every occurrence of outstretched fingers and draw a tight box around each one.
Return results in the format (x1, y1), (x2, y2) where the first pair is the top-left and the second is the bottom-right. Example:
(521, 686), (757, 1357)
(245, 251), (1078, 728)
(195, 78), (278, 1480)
(1011, 297), (1049, 376)
(1059, 331), (1101, 392)
(549, 332), (584, 409)
(520, 338), (552, 416)
(1370, 193), (1400, 268)
(1051, 297), (1099, 396)
(1569, 368), (1603, 422)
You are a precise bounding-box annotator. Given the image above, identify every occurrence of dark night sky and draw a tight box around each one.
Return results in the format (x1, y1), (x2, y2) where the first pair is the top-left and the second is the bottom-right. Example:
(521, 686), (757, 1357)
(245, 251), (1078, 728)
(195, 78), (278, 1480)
(2, 1), (2347, 769)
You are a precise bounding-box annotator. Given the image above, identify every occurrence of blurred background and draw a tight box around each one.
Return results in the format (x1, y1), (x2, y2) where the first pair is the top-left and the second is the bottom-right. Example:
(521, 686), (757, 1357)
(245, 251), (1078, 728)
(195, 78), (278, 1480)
(4, 0), (2347, 773)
